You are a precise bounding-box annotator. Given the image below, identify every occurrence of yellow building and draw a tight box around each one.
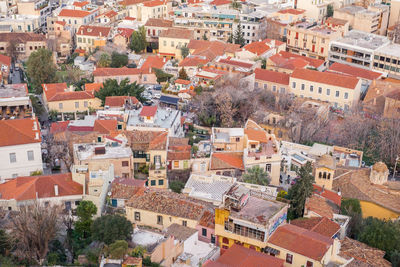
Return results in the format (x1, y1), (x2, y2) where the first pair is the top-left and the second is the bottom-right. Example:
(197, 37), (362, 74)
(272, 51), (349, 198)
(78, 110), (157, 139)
(0, 32), (47, 60)
(211, 127), (245, 152)
(125, 190), (211, 230)
(314, 154), (336, 190)
(57, 8), (99, 31)
(215, 184), (288, 252)
(333, 163), (400, 220)
(158, 28), (193, 60)
(42, 83), (102, 114)
(289, 68), (362, 110)
(76, 25), (111, 52)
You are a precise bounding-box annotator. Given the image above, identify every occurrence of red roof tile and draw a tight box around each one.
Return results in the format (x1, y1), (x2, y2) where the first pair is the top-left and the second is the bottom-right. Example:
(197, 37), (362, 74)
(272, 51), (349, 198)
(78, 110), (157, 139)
(144, 18), (173, 27)
(179, 56), (209, 67)
(93, 67), (143, 77)
(0, 118), (41, 147)
(105, 96), (139, 107)
(313, 184), (341, 206)
(43, 82), (95, 101)
(77, 25), (111, 37)
(269, 51), (324, 69)
(305, 194), (339, 219)
(93, 119), (117, 134)
(73, 1), (89, 7)
(168, 151), (190, 161)
(204, 244), (284, 267)
(278, 8), (305, 15)
(255, 68), (290, 85)
(0, 54), (11, 67)
(159, 28), (194, 39)
(116, 27), (134, 38)
(210, 0), (231, 5)
(84, 83), (103, 93)
(211, 152), (244, 170)
(291, 68), (360, 89)
(124, 16), (136, 21)
(0, 173), (83, 201)
(139, 106), (157, 117)
(290, 217), (340, 238)
(243, 41), (271, 56)
(175, 79), (191, 85)
(325, 17), (348, 27)
(58, 9), (91, 18)
(218, 58), (253, 69)
(244, 128), (268, 143)
(268, 224), (333, 261)
(143, 0), (165, 7)
(50, 121), (70, 134)
(329, 62), (382, 81)
(140, 55), (167, 71)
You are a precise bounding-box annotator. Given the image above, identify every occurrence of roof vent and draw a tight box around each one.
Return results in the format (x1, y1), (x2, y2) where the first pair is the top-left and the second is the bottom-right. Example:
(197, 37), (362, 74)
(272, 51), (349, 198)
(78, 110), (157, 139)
(94, 146), (106, 155)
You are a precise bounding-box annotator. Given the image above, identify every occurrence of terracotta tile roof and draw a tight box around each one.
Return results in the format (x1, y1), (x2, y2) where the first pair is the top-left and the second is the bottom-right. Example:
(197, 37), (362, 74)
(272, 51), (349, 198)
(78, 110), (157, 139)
(74, 48), (86, 54)
(124, 16), (136, 21)
(210, 0), (231, 5)
(187, 40), (240, 61)
(291, 68), (360, 89)
(143, 0), (166, 7)
(105, 96), (139, 107)
(116, 27), (134, 39)
(84, 83), (103, 93)
(244, 128), (268, 143)
(339, 237), (391, 267)
(126, 130), (168, 151)
(305, 194), (339, 219)
(264, 38), (285, 47)
(325, 17), (348, 26)
(290, 217), (340, 238)
(58, 9), (91, 18)
(103, 10), (118, 18)
(0, 118), (41, 147)
(332, 168), (400, 213)
(313, 184), (341, 206)
(55, 20), (66, 26)
(139, 106), (157, 117)
(144, 18), (173, 28)
(268, 224), (333, 261)
(211, 152), (244, 170)
(93, 119), (117, 134)
(175, 79), (191, 85)
(269, 51), (324, 69)
(277, 8), (305, 15)
(178, 56), (209, 67)
(140, 55), (167, 71)
(77, 25), (111, 37)
(122, 257), (142, 265)
(199, 210), (215, 228)
(205, 244), (284, 267)
(73, 1), (89, 7)
(187, 0), (203, 4)
(0, 173), (83, 201)
(93, 67), (143, 77)
(243, 41), (271, 56)
(165, 223), (198, 241)
(119, 0), (149, 6)
(149, 131), (168, 150)
(0, 54), (11, 67)
(168, 137), (189, 147)
(50, 121), (70, 134)
(329, 62), (382, 81)
(114, 177), (146, 187)
(167, 151), (190, 160)
(42, 83), (95, 101)
(218, 58), (253, 69)
(126, 190), (210, 221)
(110, 182), (145, 199)
(159, 28), (194, 39)
(255, 68), (290, 85)
(0, 32), (46, 43)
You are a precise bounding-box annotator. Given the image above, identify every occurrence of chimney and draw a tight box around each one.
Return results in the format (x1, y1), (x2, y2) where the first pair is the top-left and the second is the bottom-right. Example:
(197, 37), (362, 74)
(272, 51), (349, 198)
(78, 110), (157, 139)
(35, 132), (39, 140)
(149, 67), (151, 73)
(54, 184), (59, 196)
(81, 30), (83, 34)
(99, 31), (102, 37)
(33, 120), (38, 130)
(163, 57), (166, 62)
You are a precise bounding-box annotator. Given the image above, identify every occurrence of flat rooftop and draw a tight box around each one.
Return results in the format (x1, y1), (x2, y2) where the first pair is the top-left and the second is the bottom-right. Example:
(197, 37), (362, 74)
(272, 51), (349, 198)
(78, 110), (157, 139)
(375, 43), (400, 58)
(131, 229), (165, 253)
(332, 30), (390, 51)
(126, 107), (180, 129)
(0, 84), (28, 98)
(74, 143), (132, 161)
(230, 196), (286, 225)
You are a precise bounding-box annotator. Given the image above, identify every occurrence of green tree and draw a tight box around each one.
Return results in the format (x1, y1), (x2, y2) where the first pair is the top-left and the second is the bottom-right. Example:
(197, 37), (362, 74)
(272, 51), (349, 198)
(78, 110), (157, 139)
(108, 240), (128, 259)
(131, 246), (146, 258)
(154, 68), (173, 83)
(234, 22), (246, 47)
(178, 67), (189, 80)
(91, 215), (133, 245)
(261, 58), (266, 69)
(180, 46), (189, 59)
(341, 198), (362, 215)
(327, 4), (334, 18)
(74, 200), (97, 239)
(231, 0), (241, 9)
(130, 26), (147, 53)
(169, 181), (185, 193)
(110, 52), (128, 68)
(287, 162), (314, 220)
(0, 229), (11, 256)
(98, 53), (111, 67)
(95, 79), (145, 105)
(242, 165), (270, 186)
(26, 48), (56, 93)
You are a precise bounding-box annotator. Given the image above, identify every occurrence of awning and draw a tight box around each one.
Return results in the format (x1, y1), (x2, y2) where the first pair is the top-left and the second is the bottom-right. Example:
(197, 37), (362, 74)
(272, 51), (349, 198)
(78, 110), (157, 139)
(264, 246), (280, 255)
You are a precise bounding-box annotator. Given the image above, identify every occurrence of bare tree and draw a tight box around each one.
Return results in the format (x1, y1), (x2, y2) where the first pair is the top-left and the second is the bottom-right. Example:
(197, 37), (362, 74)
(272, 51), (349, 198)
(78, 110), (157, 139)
(379, 118), (400, 165)
(265, 19), (283, 41)
(45, 134), (73, 171)
(11, 201), (61, 264)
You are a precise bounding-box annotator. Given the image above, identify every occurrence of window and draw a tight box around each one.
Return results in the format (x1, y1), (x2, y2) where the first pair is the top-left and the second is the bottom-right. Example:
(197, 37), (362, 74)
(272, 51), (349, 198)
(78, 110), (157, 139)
(222, 237), (229, 244)
(12, 173), (18, 178)
(97, 136), (102, 142)
(122, 161), (129, 167)
(273, 85), (276, 92)
(27, 150), (34, 161)
(135, 212), (141, 221)
(318, 87), (322, 94)
(75, 102), (79, 108)
(158, 179), (164, 186)
(301, 84), (305, 90)
(182, 220), (187, 226)
(211, 234), (215, 244)
(236, 137), (240, 142)
(151, 180), (156, 186)
(266, 164), (271, 172)
(9, 153), (16, 163)
(84, 101), (88, 107)
(174, 161), (179, 168)
(202, 228), (207, 236)
(310, 85), (313, 92)
(59, 103), (63, 109)
(264, 84), (267, 89)
(335, 91), (339, 97)
(344, 92), (348, 99)
(163, 40), (167, 46)
(292, 82), (296, 88)
(157, 215), (163, 225)
(255, 82), (259, 88)
(117, 124), (122, 130)
(286, 253), (293, 264)
(171, 41), (174, 47)
(306, 261), (313, 267)
(327, 89), (330, 95)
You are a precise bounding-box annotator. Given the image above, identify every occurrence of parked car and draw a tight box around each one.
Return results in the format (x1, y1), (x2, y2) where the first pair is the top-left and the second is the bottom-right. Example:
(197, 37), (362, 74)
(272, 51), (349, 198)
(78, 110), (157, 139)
(153, 84), (162, 90)
(153, 93), (161, 99)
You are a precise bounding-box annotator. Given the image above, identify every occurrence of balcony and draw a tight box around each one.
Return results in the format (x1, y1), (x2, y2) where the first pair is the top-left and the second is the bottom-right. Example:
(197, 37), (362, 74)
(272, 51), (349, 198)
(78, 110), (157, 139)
(224, 221), (266, 242)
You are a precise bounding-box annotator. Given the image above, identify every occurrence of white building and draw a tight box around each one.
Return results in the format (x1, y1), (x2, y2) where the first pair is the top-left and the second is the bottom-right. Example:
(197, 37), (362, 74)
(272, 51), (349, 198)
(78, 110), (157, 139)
(0, 118), (43, 181)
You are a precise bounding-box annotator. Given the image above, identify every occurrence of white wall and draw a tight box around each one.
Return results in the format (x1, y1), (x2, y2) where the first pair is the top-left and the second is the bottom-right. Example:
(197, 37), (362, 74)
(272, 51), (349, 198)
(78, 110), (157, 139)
(0, 142), (43, 180)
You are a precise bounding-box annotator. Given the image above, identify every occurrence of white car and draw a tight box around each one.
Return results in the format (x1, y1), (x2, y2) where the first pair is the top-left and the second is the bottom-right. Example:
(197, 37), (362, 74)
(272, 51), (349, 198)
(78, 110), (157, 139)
(153, 93), (161, 99)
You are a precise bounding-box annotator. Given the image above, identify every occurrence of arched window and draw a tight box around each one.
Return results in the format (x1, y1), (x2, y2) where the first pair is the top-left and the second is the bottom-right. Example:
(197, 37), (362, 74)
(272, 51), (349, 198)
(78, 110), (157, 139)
(319, 172), (322, 178)
(327, 173), (331, 179)
(323, 172), (326, 179)
(223, 237), (229, 244)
